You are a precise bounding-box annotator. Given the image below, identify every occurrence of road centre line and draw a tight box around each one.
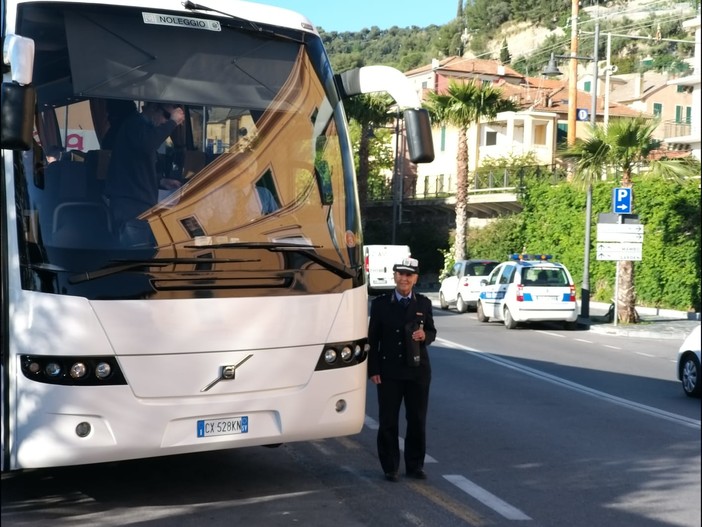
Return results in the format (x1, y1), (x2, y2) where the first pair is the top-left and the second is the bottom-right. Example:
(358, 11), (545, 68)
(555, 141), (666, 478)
(635, 351), (655, 357)
(604, 344), (621, 350)
(444, 475), (532, 521)
(574, 338), (592, 343)
(436, 337), (701, 430)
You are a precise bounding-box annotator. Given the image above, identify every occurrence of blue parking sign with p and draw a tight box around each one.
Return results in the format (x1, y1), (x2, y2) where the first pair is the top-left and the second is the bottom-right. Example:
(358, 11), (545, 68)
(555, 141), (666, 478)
(613, 187), (632, 214)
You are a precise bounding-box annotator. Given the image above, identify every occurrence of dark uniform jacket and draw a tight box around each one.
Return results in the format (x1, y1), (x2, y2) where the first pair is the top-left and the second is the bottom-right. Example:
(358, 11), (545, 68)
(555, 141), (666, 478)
(105, 112), (178, 217)
(368, 291), (437, 381)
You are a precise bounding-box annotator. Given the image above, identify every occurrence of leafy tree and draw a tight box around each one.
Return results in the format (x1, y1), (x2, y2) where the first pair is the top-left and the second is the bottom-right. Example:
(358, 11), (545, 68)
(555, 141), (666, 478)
(424, 80), (516, 262)
(347, 121), (394, 200)
(344, 94), (396, 207)
(499, 38), (511, 64)
(564, 117), (699, 323)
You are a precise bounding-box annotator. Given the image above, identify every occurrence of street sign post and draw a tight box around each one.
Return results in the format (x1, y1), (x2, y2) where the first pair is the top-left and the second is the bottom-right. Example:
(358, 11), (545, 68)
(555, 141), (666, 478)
(612, 187), (632, 214)
(596, 242), (643, 261)
(596, 223), (644, 242)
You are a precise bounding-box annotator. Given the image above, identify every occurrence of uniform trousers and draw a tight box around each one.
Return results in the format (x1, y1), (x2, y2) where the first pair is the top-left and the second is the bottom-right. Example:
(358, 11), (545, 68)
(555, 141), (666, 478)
(376, 376), (430, 474)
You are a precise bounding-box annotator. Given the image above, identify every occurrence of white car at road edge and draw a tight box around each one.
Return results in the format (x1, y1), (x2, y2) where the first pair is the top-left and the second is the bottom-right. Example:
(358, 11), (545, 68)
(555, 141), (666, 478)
(677, 325), (701, 397)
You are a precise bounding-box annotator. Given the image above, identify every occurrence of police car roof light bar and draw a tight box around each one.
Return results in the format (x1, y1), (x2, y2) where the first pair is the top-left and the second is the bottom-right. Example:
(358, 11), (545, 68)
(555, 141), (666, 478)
(509, 253), (553, 261)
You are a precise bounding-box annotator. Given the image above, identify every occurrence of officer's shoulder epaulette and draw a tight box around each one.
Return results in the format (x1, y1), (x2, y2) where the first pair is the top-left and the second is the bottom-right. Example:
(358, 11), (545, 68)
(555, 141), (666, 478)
(371, 291), (393, 302)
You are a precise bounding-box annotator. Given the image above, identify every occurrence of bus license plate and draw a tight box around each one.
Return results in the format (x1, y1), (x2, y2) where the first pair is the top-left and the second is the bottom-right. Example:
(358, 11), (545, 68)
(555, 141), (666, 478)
(197, 416), (249, 438)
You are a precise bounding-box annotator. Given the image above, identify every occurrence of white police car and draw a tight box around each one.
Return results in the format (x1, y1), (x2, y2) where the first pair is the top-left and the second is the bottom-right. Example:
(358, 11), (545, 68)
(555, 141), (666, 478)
(476, 254), (579, 329)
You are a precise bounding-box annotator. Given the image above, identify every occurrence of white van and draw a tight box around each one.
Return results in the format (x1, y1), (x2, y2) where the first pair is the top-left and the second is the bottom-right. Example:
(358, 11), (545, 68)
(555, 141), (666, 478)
(364, 245), (411, 295)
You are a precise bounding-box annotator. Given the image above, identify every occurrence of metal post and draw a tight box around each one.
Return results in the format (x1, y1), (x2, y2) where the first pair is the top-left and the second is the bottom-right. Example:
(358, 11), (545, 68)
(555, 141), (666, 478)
(581, 22), (599, 320)
(567, 0), (579, 146)
(604, 32), (612, 129)
(391, 114), (400, 244)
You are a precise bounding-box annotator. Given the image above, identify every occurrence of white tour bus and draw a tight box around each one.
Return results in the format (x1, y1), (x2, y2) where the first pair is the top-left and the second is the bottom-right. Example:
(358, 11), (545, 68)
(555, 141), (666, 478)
(0, 0), (434, 471)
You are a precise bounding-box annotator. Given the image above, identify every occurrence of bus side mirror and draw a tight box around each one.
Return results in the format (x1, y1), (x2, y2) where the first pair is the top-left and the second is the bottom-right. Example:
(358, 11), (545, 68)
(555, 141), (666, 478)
(1, 83), (35, 150)
(403, 108), (434, 164)
(2, 35), (36, 150)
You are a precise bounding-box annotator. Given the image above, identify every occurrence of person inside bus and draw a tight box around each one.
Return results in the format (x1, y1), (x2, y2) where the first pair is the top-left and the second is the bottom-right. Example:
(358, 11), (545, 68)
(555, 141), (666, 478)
(367, 257), (437, 482)
(104, 101), (185, 245)
(101, 99), (137, 150)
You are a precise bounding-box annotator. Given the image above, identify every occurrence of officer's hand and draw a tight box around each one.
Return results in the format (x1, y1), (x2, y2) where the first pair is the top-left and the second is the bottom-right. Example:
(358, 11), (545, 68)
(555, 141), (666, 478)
(412, 329), (425, 341)
(166, 106), (185, 126)
(370, 374), (381, 385)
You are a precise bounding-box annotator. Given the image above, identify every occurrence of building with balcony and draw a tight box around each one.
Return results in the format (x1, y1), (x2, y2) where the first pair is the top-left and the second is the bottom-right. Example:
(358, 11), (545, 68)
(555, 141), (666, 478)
(666, 15), (701, 160)
(400, 57), (642, 219)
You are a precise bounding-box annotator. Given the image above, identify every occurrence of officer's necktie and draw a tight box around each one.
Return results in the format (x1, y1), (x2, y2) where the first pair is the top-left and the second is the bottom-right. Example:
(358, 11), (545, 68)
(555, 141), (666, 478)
(400, 297), (410, 307)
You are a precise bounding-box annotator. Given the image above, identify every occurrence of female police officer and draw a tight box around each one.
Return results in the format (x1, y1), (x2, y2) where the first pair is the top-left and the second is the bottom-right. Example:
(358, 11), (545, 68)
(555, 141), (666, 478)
(367, 257), (437, 482)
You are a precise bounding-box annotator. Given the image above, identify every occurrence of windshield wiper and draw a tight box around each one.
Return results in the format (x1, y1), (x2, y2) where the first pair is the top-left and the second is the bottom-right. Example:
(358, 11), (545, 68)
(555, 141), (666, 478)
(183, 0), (261, 31)
(183, 242), (356, 279)
(68, 257), (258, 285)
(182, 1), (303, 42)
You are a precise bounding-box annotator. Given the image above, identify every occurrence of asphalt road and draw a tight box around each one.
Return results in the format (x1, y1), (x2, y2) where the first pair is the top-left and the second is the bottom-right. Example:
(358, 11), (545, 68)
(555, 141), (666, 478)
(2, 308), (699, 527)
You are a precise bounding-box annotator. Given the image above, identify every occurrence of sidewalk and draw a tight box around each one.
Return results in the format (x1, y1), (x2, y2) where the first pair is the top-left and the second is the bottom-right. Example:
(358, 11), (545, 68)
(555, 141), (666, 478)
(420, 291), (700, 340)
(579, 301), (700, 340)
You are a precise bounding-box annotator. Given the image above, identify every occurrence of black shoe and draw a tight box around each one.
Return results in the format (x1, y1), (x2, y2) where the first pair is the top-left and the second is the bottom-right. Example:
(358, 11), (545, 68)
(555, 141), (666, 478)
(407, 469), (427, 480)
(384, 472), (399, 482)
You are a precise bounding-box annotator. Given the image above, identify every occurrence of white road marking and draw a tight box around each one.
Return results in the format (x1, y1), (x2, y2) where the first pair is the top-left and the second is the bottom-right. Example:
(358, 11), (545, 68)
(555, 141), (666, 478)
(444, 475), (532, 521)
(604, 345), (621, 350)
(574, 338), (592, 343)
(635, 352), (655, 357)
(435, 337), (701, 430)
(535, 330), (564, 338)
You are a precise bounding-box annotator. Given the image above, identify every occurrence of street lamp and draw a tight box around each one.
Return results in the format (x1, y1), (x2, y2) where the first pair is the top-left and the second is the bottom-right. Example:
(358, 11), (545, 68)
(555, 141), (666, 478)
(542, 23), (601, 320)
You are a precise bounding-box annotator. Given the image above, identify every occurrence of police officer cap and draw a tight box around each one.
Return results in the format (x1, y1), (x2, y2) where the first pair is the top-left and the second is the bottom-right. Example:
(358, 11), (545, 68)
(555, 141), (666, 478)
(393, 257), (419, 274)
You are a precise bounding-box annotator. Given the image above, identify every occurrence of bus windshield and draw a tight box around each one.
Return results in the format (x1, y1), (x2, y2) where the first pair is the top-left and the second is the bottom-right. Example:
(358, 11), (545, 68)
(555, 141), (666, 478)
(14, 3), (360, 300)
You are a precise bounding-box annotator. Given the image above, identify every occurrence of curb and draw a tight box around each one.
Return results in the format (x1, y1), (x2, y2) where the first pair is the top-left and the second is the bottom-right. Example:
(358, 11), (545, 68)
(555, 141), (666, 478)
(585, 323), (691, 340)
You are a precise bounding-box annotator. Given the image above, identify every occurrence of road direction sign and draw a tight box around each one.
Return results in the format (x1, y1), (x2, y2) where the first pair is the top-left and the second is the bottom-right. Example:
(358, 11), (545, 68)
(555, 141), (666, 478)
(596, 223), (644, 242)
(596, 242), (643, 261)
(613, 187), (632, 214)
(598, 212), (639, 224)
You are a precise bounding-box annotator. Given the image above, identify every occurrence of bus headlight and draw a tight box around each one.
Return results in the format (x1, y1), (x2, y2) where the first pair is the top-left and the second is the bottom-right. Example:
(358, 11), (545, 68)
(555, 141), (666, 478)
(324, 348), (337, 364)
(21, 356), (127, 386)
(95, 362), (112, 379)
(45, 362), (62, 377)
(315, 339), (368, 371)
(69, 362), (87, 379)
(340, 346), (353, 362)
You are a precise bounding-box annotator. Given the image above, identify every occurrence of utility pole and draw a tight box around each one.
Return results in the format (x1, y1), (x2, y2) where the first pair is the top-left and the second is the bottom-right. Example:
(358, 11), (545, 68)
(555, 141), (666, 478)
(567, 0), (579, 146)
(581, 22), (599, 320)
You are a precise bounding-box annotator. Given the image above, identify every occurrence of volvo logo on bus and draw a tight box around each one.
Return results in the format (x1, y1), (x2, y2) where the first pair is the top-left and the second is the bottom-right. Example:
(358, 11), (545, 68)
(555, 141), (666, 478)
(200, 354), (253, 392)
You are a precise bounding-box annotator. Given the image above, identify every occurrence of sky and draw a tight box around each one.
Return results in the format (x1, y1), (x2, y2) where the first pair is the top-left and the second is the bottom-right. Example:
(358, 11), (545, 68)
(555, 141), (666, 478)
(257, 0), (457, 32)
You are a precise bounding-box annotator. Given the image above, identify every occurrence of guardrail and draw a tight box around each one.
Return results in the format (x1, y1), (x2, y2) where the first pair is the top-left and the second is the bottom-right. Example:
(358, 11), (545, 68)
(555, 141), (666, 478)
(369, 164), (567, 202)
(663, 120), (692, 139)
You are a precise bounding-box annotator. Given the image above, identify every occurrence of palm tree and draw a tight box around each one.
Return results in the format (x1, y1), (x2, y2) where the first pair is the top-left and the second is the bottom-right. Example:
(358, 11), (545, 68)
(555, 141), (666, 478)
(425, 79), (516, 262)
(566, 116), (698, 323)
(344, 94), (395, 207)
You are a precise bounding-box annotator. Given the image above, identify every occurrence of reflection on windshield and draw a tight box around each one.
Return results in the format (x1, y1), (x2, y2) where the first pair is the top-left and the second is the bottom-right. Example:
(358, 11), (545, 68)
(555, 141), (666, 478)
(15, 3), (362, 300)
